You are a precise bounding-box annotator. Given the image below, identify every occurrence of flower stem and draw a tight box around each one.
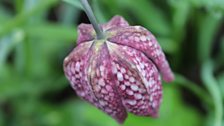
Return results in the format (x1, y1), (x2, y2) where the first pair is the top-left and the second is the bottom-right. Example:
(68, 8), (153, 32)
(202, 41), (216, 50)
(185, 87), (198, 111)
(79, 0), (104, 39)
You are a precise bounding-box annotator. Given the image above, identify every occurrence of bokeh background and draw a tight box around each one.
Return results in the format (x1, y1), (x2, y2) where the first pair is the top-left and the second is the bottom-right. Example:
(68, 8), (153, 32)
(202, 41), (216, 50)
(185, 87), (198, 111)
(0, 0), (224, 126)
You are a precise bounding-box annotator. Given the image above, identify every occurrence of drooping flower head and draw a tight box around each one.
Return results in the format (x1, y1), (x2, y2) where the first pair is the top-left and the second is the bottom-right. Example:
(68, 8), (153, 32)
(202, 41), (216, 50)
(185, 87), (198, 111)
(63, 16), (174, 123)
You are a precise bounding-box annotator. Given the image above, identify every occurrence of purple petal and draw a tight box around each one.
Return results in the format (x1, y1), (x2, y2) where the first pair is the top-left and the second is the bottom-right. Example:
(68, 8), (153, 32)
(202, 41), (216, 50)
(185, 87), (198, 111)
(88, 43), (127, 123)
(64, 42), (127, 123)
(107, 42), (162, 117)
(108, 26), (174, 82)
(103, 15), (129, 30)
(63, 41), (97, 103)
(77, 23), (95, 44)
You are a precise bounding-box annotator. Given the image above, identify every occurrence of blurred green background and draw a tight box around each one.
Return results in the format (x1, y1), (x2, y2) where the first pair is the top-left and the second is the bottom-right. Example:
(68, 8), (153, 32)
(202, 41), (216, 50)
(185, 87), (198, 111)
(0, 0), (224, 126)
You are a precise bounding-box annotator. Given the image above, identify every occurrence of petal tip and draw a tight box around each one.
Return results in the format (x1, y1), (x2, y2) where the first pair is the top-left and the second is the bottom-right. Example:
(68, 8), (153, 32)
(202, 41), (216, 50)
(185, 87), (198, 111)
(151, 112), (159, 118)
(77, 23), (94, 44)
(105, 15), (129, 29)
(63, 56), (69, 64)
(163, 72), (175, 83)
(116, 116), (127, 124)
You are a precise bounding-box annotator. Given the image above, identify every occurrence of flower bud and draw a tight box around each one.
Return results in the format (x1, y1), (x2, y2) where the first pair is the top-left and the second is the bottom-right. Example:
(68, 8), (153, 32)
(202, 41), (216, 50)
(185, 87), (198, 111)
(64, 16), (174, 123)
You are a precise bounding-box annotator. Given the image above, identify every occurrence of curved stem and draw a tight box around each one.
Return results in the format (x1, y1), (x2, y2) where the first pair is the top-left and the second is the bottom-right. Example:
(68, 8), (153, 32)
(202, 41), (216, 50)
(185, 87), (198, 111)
(202, 60), (223, 126)
(174, 73), (212, 106)
(79, 0), (104, 39)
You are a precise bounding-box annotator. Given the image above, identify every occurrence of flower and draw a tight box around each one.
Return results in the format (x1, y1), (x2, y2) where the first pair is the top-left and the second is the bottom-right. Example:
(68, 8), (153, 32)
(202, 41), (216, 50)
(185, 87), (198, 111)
(63, 15), (174, 123)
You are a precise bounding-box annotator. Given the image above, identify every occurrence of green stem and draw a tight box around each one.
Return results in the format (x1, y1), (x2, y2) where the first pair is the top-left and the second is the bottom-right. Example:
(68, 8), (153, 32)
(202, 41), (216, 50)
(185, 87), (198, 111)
(79, 0), (104, 39)
(174, 73), (212, 106)
(201, 60), (223, 126)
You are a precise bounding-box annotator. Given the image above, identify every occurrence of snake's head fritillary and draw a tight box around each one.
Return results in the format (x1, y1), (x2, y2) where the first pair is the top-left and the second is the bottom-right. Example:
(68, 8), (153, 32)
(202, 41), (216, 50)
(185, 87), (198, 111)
(63, 15), (174, 123)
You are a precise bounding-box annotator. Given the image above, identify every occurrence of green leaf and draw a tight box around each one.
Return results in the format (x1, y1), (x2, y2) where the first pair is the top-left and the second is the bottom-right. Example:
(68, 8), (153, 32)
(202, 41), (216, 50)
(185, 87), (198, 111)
(0, 0), (59, 37)
(120, 0), (171, 36)
(59, 3), (80, 25)
(174, 73), (212, 106)
(0, 5), (12, 22)
(201, 60), (223, 126)
(0, 29), (24, 69)
(217, 72), (224, 99)
(0, 110), (4, 126)
(92, 0), (107, 23)
(197, 11), (223, 62)
(169, 0), (190, 43)
(24, 23), (76, 42)
(63, 0), (83, 10)
(157, 37), (178, 54)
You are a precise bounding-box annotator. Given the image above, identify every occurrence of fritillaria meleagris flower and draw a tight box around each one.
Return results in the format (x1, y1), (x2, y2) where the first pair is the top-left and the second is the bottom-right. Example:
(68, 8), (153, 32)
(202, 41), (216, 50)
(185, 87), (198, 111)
(63, 16), (174, 123)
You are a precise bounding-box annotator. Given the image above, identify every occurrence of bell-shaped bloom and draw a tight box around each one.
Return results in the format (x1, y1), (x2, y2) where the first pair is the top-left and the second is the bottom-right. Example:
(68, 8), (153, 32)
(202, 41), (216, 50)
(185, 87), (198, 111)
(63, 15), (174, 123)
